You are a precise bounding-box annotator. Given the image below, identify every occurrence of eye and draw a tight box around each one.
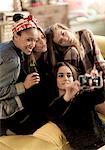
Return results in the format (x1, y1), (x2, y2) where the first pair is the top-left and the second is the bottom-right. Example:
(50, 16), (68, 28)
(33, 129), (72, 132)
(27, 38), (32, 42)
(27, 38), (36, 42)
(57, 74), (64, 78)
(61, 31), (65, 36)
(36, 38), (39, 43)
(41, 35), (45, 39)
(67, 73), (73, 78)
(57, 73), (73, 78)
(67, 74), (72, 78)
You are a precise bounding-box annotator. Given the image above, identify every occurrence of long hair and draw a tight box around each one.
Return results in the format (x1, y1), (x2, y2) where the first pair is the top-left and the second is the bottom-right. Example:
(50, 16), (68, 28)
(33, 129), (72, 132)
(37, 26), (46, 38)
(45, 23), (81, 72)
(45, 26), (56, 71)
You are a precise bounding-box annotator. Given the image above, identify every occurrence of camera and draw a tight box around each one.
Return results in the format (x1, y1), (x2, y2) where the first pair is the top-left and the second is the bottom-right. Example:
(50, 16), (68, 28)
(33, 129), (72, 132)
(78, 75), (101, 87)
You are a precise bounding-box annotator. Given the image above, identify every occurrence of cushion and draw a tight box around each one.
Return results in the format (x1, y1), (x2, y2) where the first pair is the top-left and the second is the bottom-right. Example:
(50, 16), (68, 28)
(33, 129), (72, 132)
(0, 122), (71, 150)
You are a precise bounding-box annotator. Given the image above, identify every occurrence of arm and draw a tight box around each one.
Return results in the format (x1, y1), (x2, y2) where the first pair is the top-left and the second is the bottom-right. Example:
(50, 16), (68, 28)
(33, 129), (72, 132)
(0, 83), (25, 101)
(0, 72), (40, 101)
(0, 53), (40, 101)
(49, 96), (71, 118)
(64, 47), (80, 69)
(80, 29), (105, 76)
(0, 53), (25, 100)
(49, 81), (80, 117)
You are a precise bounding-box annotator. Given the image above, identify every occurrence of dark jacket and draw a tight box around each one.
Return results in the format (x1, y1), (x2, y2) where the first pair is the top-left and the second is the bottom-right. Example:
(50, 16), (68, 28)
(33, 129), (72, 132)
(48, 88), (105, 149)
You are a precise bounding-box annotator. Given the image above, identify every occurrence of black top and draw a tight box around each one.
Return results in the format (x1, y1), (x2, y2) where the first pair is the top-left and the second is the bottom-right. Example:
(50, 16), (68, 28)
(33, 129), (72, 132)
(48, 88), (105, 149)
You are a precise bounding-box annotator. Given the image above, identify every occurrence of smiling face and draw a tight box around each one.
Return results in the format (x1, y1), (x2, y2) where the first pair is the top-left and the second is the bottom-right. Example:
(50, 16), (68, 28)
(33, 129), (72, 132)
(13, 28), (38, 55)
(57, 65), (74, 91)
(34, 28), (47, 53)
(52, 25), (77, 47)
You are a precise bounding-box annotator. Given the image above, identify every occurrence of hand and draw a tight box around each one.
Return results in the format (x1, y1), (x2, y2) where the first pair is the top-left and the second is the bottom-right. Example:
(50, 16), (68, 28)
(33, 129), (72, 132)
(85, 71), (103, 90)
(90, 65), (98, 77)
(96, 71), (103, 89)
(23, 72), (40, 89)
(63, 80), (80, 102)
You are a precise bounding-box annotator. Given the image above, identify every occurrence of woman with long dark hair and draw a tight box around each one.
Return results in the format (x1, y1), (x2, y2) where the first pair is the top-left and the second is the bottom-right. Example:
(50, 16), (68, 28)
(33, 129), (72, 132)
(48, 62), (105, 149)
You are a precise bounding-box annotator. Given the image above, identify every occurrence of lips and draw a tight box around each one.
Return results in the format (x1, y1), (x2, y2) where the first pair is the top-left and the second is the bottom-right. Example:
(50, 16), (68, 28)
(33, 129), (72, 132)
(62, 81), (70, 85)
(26, 49), (32, 55)
(27, 47), (33, 51)
(28, 50), (32, 53)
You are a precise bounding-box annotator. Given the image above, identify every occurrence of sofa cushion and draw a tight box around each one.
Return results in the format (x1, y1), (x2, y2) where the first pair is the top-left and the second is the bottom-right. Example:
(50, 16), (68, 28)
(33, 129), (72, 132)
(0, 122), (71, 150)
(33, 121), (70, 149)
(0, 135), (57, 150)
(95, 35), (105, 58)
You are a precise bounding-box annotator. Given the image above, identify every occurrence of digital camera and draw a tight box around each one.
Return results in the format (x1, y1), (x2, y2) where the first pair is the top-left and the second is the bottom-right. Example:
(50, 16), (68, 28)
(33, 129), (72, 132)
(78, 75), (101, 87)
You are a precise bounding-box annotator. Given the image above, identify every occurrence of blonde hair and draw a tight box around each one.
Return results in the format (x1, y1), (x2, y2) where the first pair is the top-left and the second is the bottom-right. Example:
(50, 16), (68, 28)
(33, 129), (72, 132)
(51, 23), (81, 50)
(45, 23), (82, 72)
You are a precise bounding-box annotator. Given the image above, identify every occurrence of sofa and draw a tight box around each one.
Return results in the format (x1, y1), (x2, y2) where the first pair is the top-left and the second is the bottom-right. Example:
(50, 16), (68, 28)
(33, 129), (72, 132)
(0, 35), (105, 150)
(95, 35), (105, 58)
(0, 122), (71, 150)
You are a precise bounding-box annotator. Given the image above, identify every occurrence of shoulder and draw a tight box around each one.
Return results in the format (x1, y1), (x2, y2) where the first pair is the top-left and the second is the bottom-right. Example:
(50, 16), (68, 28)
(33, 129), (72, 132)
(76, 29), (94, 41)
(0, 42), (17, 59)
(0, 42), (19, 69)
(65, 47), (79, 57)
(76, 28), (93, 35)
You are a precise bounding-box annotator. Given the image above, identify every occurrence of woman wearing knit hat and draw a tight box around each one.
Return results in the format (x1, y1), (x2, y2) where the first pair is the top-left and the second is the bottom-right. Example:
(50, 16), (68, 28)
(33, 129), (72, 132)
(0, 13), (41, 136)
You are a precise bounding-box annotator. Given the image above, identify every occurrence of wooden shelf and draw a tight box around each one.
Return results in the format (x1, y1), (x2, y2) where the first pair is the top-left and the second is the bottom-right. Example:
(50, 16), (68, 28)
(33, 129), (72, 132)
(27, 4), (69, 29)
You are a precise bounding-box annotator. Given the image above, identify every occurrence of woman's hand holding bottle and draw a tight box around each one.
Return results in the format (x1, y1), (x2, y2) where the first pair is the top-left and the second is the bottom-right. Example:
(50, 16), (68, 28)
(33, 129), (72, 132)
(23, 72), (40, 89)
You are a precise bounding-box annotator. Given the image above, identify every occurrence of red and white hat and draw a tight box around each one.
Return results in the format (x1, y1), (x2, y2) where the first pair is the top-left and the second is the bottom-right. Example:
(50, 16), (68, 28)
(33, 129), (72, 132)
(12, 15), (38, 33)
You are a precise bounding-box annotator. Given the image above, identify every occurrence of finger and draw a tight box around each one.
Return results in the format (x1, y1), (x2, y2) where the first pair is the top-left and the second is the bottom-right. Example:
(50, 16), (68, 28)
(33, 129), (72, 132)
(74, 80), (80, 87)
(32, 75), (40, 79)
(93, 65), (96, 70)
(32, 72), (39, 76)
(29, 72), (39, 77)
(85, 73), (91, 77)
(99, 71), (102, 76)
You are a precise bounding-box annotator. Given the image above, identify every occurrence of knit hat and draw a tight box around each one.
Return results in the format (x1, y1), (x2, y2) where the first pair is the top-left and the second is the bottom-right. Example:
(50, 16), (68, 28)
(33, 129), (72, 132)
(12, 15), (38, 33)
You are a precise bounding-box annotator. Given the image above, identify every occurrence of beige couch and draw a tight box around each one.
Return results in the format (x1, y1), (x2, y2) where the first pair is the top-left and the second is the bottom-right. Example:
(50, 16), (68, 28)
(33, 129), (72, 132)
(95, 35), (105, 57)
(0, 35), (105, 150)
(0, 122), (71, 150)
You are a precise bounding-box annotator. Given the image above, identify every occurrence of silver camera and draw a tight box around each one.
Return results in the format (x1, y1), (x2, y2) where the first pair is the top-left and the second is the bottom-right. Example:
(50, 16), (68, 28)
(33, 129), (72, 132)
(78, 75), (101, 87)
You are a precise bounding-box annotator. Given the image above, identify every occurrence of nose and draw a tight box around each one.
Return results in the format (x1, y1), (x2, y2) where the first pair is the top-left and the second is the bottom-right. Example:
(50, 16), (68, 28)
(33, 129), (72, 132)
(63, 36), (68, 42)
(39, 39), (44, 45)
(63, 75), (69, 80)
(31, 40), (37, 48)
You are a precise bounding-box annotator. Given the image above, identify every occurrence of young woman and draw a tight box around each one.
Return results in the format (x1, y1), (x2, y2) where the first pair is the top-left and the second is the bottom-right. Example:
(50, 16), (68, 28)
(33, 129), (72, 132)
(48, 62), (105, 149)
(0, 13), (40, 136)
(45, 23), (80, 72)
(22, 25), (51, 114)
(45, 23), (105, 115)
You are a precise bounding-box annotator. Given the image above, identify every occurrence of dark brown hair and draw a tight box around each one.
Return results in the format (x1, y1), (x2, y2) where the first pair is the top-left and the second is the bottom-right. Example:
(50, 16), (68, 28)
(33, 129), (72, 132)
(54, 62), (78, 81)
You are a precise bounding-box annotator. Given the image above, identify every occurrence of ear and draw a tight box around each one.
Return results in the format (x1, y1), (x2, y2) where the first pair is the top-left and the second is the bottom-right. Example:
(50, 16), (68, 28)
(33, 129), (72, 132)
(13, 32), (19, 40)
(52, 23), (58, 31)
(53, 26), (57, 31)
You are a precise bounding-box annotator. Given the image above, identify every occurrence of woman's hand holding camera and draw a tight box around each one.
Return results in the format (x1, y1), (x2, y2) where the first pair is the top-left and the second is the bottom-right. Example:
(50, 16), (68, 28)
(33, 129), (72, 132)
(23, 72), (40, 89)
(79, 65), (103, 89)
